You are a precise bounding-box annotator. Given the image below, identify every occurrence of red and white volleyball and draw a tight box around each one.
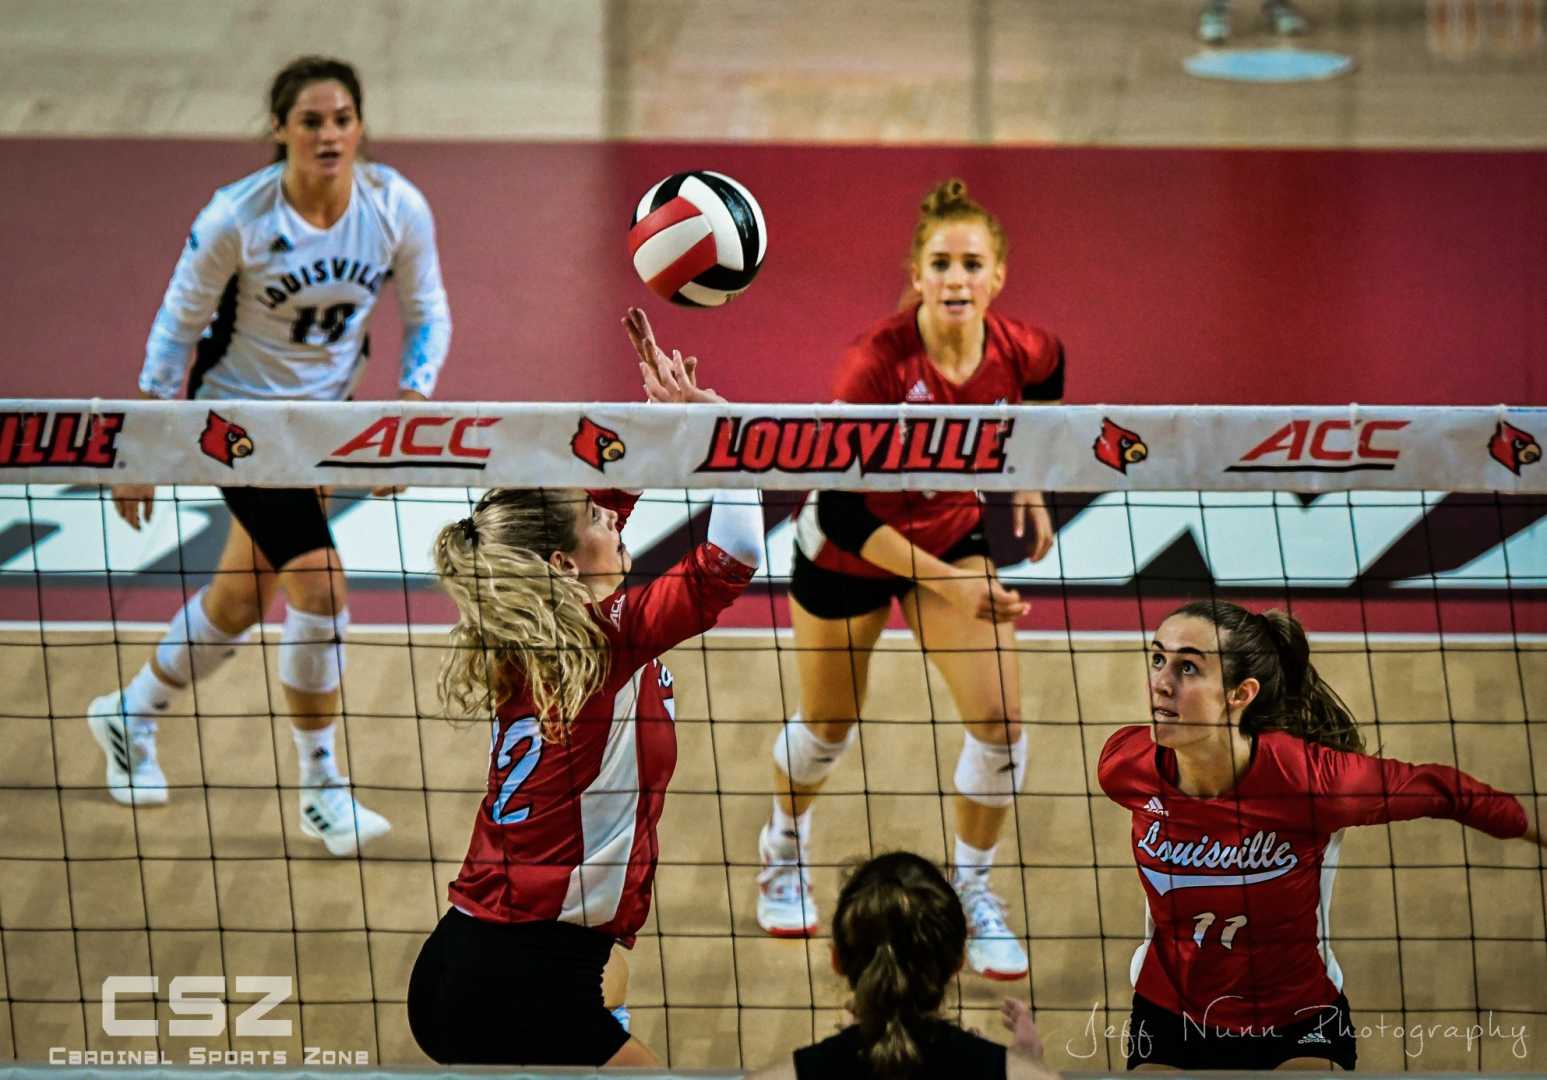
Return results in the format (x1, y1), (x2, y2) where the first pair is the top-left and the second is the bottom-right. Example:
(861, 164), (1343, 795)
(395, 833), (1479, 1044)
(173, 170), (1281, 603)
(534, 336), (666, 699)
(628, 171), (767, 307)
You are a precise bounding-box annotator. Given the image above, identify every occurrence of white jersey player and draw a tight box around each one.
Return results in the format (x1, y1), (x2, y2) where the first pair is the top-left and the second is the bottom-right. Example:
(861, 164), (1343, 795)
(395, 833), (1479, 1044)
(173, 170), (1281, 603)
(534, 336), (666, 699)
(89, 57), (451, 858)
(141, 156), (449, 402)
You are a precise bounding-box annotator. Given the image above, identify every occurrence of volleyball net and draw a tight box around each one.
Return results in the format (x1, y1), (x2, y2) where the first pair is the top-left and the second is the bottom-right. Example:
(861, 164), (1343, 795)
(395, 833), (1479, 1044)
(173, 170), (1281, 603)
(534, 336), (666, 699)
(0, 398), (1543, 1074)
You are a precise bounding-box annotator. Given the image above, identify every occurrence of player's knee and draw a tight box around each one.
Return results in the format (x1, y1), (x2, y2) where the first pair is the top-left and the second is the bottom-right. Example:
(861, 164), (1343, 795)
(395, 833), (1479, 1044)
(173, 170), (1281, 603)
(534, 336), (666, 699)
(278, 604), (349, 695)
(966, 711), (1023, 747)
(771, 716), (858, 786)
(155, 585), (248, 686)
(954, 729), (1029, 808)
(280, 548), (347, 614)
(204, 575), (264, 632)
(806, 717), (858, 744)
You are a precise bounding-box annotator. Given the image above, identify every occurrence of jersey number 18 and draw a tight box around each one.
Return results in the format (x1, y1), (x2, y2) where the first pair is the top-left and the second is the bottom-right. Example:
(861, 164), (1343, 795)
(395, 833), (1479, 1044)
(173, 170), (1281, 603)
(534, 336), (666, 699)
(290, 303), (358, 345)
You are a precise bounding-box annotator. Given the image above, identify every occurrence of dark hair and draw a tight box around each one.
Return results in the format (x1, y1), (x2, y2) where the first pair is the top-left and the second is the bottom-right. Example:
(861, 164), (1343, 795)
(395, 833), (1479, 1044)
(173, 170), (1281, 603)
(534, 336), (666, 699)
(1171, 600), (1363, 752)
(909, 178), (1009, 268)
(269, 56), (363, 162)
(833, 852), (967, 1078)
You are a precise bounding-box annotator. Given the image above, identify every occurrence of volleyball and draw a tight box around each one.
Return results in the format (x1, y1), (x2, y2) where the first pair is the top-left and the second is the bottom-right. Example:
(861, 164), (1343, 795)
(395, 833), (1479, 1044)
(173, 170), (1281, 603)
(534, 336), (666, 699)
(628, 170), (767, 307)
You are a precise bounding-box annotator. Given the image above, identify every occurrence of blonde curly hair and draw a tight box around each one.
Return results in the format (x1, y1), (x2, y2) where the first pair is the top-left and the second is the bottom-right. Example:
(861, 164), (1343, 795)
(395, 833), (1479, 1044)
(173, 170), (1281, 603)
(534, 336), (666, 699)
(432, 489), (610, 741)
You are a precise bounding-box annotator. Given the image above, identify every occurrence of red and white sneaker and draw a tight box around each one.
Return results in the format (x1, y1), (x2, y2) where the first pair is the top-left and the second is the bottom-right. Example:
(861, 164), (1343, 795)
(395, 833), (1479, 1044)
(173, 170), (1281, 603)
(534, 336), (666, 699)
(957, 877), (1028, 980)
(756, 823), (819, 937)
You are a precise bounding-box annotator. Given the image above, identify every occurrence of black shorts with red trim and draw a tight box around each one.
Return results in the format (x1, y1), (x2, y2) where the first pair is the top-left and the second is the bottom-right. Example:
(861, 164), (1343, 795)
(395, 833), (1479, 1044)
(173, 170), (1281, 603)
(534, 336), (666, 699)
(407, 908), (629, 1067)
(1124, 991), (1357, 1071)
(789, 527), (992, 620)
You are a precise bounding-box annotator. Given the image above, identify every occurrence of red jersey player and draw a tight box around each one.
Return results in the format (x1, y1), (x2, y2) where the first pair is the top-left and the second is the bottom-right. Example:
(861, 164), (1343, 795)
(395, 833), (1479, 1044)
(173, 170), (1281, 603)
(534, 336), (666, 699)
(756, 179), (1064, 985)
(1100, 600), (1540, 1070)
(407, 313), (763, 1068)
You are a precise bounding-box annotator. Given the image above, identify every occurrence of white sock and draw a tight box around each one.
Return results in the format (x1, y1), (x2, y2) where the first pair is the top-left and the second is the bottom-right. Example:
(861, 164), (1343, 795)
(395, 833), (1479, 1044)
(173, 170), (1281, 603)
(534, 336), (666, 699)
(768, 800), (813, 862)
(122, 662), (180, 725)
(953, 837), (996, 887)
(293, 724), (340, 786)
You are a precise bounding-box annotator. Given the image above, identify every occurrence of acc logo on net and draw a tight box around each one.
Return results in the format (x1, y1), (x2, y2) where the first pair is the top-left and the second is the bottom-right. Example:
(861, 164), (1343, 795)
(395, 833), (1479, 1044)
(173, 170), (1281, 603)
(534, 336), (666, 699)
(318, 415), (499, 470)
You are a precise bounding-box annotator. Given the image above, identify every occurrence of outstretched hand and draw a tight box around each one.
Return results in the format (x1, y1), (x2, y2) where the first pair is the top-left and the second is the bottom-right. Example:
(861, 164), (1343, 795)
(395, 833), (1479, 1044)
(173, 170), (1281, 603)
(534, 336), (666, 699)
(1000, 998), (1044, 1059)
(623, 307), (725, 404)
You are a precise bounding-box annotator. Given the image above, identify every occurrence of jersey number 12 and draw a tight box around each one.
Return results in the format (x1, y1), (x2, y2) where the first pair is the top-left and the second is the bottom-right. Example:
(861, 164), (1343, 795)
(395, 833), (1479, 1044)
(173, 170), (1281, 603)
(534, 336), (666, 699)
(490, 717), (542, 825)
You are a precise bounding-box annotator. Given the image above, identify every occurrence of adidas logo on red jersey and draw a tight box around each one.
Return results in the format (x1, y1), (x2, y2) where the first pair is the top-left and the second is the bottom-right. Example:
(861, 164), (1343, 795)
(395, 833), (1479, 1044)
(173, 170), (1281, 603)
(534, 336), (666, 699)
(1143, 796), (1168, 816)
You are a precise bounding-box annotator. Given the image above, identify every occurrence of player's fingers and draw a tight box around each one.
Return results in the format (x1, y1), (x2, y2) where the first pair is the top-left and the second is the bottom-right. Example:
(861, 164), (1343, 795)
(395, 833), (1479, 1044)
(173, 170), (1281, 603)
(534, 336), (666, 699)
(1011, 499), (1025, 539)
(633, 307), (656, 345)
(990, 585), (1027, 623)
(639, 361), (671, 401)
(1032, 529), (1054, 563)
(141, 497), (154, 526)
(664, 349), (690, 392)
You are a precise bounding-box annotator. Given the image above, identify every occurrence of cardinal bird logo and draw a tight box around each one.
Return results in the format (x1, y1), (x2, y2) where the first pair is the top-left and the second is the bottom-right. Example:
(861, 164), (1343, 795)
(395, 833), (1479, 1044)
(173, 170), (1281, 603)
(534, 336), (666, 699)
(199, 411), (254, 468)
(572, 417), (626, 471)
(1094, 418), (1148, 474)
(1489, 420), (1541, 476)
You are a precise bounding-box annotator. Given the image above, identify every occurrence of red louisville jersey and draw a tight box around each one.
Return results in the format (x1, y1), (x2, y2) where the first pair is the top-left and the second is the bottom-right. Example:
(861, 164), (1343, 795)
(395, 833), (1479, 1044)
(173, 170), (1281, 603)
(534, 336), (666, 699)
(1099, 725), (1526, 1032)
(448, 491), (754, 945)
(797, 306), (1063, 579)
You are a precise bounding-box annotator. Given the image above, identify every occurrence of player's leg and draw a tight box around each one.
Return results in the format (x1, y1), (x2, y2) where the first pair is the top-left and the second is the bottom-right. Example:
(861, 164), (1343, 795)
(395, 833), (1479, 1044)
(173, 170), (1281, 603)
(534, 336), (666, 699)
(275, 540), (389, 855)
(900, 551), (1028, 980)
(87, 514), (267, 805)
(211, 486), (386, 855)
(602, 944), (631, 1033)
(759, 554), (891, 936)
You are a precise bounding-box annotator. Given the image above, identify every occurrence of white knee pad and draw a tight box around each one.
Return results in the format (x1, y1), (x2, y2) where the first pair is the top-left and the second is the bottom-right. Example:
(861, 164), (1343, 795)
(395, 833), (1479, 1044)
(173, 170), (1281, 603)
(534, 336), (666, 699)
(771, 716), (858, 786)
(954, 730), (1029, 808)
(278, 605), (349, 694)
(156, 586), (244, 686)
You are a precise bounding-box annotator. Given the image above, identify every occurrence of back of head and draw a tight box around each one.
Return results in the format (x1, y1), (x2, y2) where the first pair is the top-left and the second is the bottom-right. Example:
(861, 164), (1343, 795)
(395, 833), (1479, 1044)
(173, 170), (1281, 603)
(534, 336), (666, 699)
(833, 852), (968, 1079)
(909, 178), (1009, 268)
(433, 488), (609, 739)
(1173, 599), (1363, 752)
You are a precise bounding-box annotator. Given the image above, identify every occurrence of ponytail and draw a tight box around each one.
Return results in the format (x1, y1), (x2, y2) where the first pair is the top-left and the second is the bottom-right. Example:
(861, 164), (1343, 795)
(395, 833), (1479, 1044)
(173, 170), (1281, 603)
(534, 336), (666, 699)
(1174, 600), (1363, 752)
(853, 942), (923, 1076)
(833, 853), (967, 1079)
(1257, 609), (1363, 752)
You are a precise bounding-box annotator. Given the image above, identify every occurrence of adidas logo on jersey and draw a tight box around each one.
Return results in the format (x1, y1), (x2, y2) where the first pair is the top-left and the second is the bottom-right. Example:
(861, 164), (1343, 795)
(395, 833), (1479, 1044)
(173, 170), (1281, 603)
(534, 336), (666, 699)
(905, 379), (931, 402)
(270, 234), (293, 253)
(1143, 796), (1168, 816)
(1297, 1030), (1332, 1046)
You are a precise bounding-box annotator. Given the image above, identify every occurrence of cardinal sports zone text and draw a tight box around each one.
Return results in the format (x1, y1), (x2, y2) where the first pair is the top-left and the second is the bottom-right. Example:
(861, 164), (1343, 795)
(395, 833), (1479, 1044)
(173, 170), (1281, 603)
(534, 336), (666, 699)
(48, 1047), (369, 1065)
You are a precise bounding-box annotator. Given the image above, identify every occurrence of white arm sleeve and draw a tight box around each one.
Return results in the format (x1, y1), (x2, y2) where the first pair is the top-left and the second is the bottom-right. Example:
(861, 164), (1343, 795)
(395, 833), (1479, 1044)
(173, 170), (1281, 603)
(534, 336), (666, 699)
(139, 198), (242, 399)
(706, 489), (764, 571)
(392, 184), (452, 397)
